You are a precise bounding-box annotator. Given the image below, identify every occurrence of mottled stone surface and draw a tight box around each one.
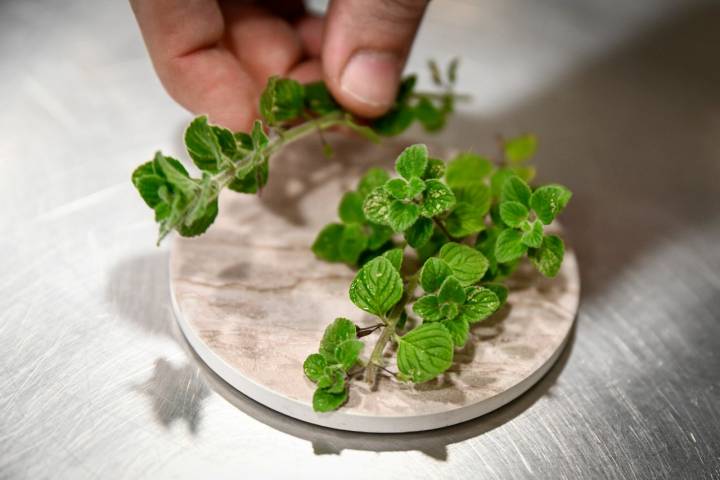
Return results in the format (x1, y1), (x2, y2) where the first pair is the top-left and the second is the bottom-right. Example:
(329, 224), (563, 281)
(169, 136), (579, 420)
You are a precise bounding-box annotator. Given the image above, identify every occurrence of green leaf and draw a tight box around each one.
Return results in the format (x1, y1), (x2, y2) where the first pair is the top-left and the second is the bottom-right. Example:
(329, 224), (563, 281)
(438, 276), (466, 305)
(133, 165), (165, 208)
(443, 316), (469, 347)
(428, 59), (442, 85)
(521, 220), (543, 248)
(423, 158), (446, 179)
(530, 234), (564, 277)
(490, 168), (515, 199)
(211, 125), (238, 160)
(414, 97), (445, 132)
(499, 201), (529, 227)
(387, 200), (419, 232)
(363, 187), (393, 225)
(475, 227), (502, 281)
(504, 134), (537, 164)
(384, 178), (410, 200)
(317, 366), (346, 393)
(420, 180), (456, 217)
(447, 58), (459, 84)
(445, 152), (493, 188)
(407, 177), (426, 198)
(312, 223), (344, 262)
(303, 353), (327, 382)
(420, 257), (452, 293)
(259, 76), (305, 124)
(438, 242), (489, 286)
(313, 387), (348, 412)
(495, 228), (528, 263)
(509, 165), (536, 183)
(396, 75), (417, 104)
(483, 283), (509, 305)
(404, 217), (434, 248)
(445, 184), (490, 237)
(357, 168), (391, 199)
(338, 191), (365, 224)
(251, 120), (269, 149)
(367, 223), (394, 250)
(382, 248), (404, 272)
(440, 302), (460, 321)
(339, 223), (369, 264)
(227, 156), (269, 194)
(303, 81), (339, 115)
(184, 116), (226, 172)
(458, 287), (500, 324)
(396, 323), (454, 383)
(177, 198), (218, 237)
(395, 144), (429, 180)
(501, 176), (532, 207)
(319, 318), (356, 363)
(335, 339), (364, 371)
(349, 257), (403, 317)
(412, 295), (443, 322)
(530, 185), (572, 225)
(372, 106), (414, 137)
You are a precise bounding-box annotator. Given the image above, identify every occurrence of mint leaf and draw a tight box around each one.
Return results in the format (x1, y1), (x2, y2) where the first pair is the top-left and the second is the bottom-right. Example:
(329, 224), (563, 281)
(483, 283), (509, 305)
(384, 178), (410, 200)
(396, 323), (454, 383)
(499, 201), (529, 227)
(445, 152), (493, 188)
(317, 365), (346, 393)
(404, 217), (434, 248)
(490, 168), (515, 199)
(438, 242), (489, 286)
(413, 295), (443, 321)
(335, 339), (364, 371)
(349, 257), (403, 317)
(372, 106), (414, 137)
(303, 353), (327, 382)
(338, 191), (365, 224)
(521, 220), (543, 248)
(420, 180), (456, 217)
(530, 234), (564, 277)
(407, 177), (426, 198)
(303, 81), (339, 115)
(357, 168), (391, 198)
(184, 116), (224, 172)
(501, 176), (531, 207)
(395, 144), (428, 180)
(251, 120), (269, 149)
(367, 223), (393, 250)
(440, 302), (460, 320)
(312, 223), (344, 262)
(530, 185), (572, 225)
(382, 248), (404, 272)
(387, 200), (419, 232)
(313, 387), (348, 412)
(423, 158), (446, 179)
(227, 156), (269, 194)
(458, 287), (500, 324)
(495, 228), (528, 263)
(338, 223), (368, 264)
(442, 316), (469, 347)
(438, 276), (466, 304)
(259, 76), (304, 124)
(446, 184), (490, 237)
(420, 257), (452, 292)
(414, 97), (445, 132)
(363, 187), (393, 225)
(504, 134), (537, 164)
(319, 318), (356, 363)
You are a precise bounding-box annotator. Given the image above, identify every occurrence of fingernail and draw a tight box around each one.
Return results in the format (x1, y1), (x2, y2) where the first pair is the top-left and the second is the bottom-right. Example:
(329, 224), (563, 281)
(340, 50), (400, 108)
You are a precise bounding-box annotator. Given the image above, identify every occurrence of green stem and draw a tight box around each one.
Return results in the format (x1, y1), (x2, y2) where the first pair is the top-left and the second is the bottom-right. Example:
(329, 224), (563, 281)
(365, 273), (419, 387)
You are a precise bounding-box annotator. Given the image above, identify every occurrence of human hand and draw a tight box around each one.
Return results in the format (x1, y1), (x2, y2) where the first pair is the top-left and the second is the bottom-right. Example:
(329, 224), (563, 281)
(130, 0), (428, 131)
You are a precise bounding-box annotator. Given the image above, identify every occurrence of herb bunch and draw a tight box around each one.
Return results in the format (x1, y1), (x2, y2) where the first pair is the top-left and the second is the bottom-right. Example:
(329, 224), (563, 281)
(305, 137), (572, 411)
(132, 60), (460, 243)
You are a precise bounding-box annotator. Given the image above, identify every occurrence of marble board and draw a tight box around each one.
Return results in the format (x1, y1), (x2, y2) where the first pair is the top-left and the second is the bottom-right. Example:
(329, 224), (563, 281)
(169, 136), (580, 433)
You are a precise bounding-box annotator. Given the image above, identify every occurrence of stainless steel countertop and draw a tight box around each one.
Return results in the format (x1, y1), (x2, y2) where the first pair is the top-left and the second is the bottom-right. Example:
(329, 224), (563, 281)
(1, 0), (718, 478)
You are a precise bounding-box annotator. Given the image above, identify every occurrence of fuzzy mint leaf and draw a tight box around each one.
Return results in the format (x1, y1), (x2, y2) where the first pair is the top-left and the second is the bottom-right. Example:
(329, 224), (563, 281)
(319, 318), (356, 363)
(316, 365), (345, 393)
(413, 295), (443, 322)
(177, 199), (218, 238)
(445, 152), (493, 188)
(251, 120), (269, 149)
(338, 223), (368, 264)
(458, 287), (500, 324)
(501, 176), (532, 207)
(414, 97), (445, 132)
(335, 339), (364, 371)
(438, 276), (466, 305)
(303, 353), (327, 382)
(521, 220), (543, 248)
(404, 217), (434, 248)
(372, 106), (414, 137)
(395, 144), (428, 180)
(382, 248), (404, 272)
(303, 81), (339, 115)
(357, 168), (391, 199)
(184, 116), (226, 172)
(443, 316), (469, 347)
(483, 283), (509, 305)
(312, 387), (348, 412)
(227, 156), (269, 194)
(446, 184), (490, 237)
(367, 223), (393, 251)
(440, 302), (459, 320)
(499, 201), (529, 227)
(338, 191), (365, 224)
(423, 158), (446, 179)
(259, 76), (304, 124)
(387, 200), (419, 232)
(504, 134), (537, 165)
(363, 187), (392, 225)
(420, 180), (456, 218)
(407, 177), (426, 198)
(530, 185), (572, 225)
(384, 178), (411, 200)
(349, 257), (403, 317)
(420, 257), (452, 293)
(530, 234), (564, 277)
(495, 228), (528, 263)
(438, 242), (489, 286)
(311, 223), (344, 262)
(396, 323), (454, 384)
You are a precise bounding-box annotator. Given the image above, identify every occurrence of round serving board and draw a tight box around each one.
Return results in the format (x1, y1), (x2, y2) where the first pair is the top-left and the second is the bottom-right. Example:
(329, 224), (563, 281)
(169, 135), (580, 433)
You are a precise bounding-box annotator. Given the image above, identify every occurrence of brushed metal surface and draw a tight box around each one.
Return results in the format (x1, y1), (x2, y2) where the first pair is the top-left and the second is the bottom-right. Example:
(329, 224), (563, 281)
(1, 0), (718, 478)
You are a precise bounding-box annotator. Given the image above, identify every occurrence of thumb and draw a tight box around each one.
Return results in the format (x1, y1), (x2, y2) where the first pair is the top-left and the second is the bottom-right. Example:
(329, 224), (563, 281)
(322, 0), (428, 118)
